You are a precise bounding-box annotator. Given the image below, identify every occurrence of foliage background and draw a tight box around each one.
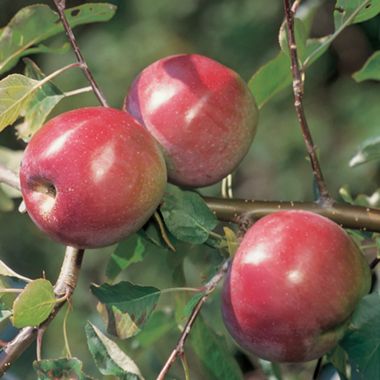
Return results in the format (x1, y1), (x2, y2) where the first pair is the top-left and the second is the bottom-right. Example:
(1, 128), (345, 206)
(0, 0), (379, 379)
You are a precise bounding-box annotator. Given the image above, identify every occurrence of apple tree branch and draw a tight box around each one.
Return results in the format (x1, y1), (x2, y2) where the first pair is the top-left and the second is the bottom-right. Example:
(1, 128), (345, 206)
(52, 0), (108, 107)
(0, 247), (85, 376)
(283, 0), (331, 206)
(156, 259), (230, 380)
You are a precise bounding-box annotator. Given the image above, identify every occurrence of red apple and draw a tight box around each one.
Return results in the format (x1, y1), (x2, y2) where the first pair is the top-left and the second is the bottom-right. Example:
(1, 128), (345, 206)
(19, 107), (167, 249)
(221, 210), (371, 362)
(123, 54), (258, 187)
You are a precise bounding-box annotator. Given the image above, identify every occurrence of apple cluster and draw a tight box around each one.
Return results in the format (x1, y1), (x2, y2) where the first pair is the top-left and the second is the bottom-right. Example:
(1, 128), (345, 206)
(19, 54), (258, 248)
(19, 53), (370, 365)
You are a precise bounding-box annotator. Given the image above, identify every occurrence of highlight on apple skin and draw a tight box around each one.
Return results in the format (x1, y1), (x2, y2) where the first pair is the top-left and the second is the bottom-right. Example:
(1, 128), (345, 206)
(124, 53), (258, 188)
(19, 107), (167, 249)
(221, 210), (371, 363)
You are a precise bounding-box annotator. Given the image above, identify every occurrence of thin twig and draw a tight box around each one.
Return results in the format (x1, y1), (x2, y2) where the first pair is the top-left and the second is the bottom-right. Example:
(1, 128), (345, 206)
(36, 329), (44, 362)
(156, 260), (230, 380)
(0, 247), (84, 376)
(52, 0), (108, 107)
(154, 212), (176, 252)
(283, 0), (332, 206)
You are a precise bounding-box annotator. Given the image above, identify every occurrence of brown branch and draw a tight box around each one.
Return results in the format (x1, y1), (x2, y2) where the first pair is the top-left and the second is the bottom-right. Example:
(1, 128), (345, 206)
(52, 0), (108, 107)
(283, 0), (331, 206)
(205, 197), (380, 233)
(0, 247), (84, 376)
(156, 260), (230, 380)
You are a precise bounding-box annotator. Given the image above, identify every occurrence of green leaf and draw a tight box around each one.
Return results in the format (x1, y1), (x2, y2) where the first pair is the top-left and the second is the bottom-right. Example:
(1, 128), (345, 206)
(91, 281), (160, 339)
(15, 59), (64, 141)
(106, 233), (148, 282)
(334, 0), (380, 29)
(353, 51), (380, 82)
(160, 185), (218, 244)
(249, 36), (329, 108)
(0, 3), (117, 74)
(0, 306), (12, 325)
(12, 278), (55, 328)
(189, 317), (244, 380)
(349, 136), (380, 167)
(0, 275), (26, 310)
(0, 74), (40, 131)
(85, 322), (144, 379)
(248, 51), (291, 109)
(340, 292), (380, 379)
(133, 311), (175, 348)
(0, 147), (23, 198)
(34, 357), (96, 380)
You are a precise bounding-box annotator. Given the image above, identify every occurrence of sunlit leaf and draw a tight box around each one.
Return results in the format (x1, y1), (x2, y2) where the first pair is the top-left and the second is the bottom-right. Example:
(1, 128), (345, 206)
(91, 281), (160, 339)
(349, 136), (380, 167)
(189, 317), (244, 380)
(353, 51), (380, 82)
(340, 292), (380, 379)
(0, 146), (22, 198)
(12, 278), (55, 328)
(160, 185), (218, 244)
(0, 307), (12, 325)
(85, 322), (144, 379)
(0, 3), (117, 74)
(0, 74), (39, 131)
(15, 59), (64, 141)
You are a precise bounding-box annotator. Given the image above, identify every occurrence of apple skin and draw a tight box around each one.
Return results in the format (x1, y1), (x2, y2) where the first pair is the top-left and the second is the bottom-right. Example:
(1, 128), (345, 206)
(221, 210), (371, 362)
(19, 107), (167, 249)
(123, 54), (258, 187)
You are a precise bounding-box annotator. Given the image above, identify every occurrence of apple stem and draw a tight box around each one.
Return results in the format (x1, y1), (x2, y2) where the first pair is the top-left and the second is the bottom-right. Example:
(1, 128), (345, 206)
(156, 259), (230, 380)
(52, 0), (109, 108)
(0, 247), (84, 376)
(283, 0), (332, 207)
